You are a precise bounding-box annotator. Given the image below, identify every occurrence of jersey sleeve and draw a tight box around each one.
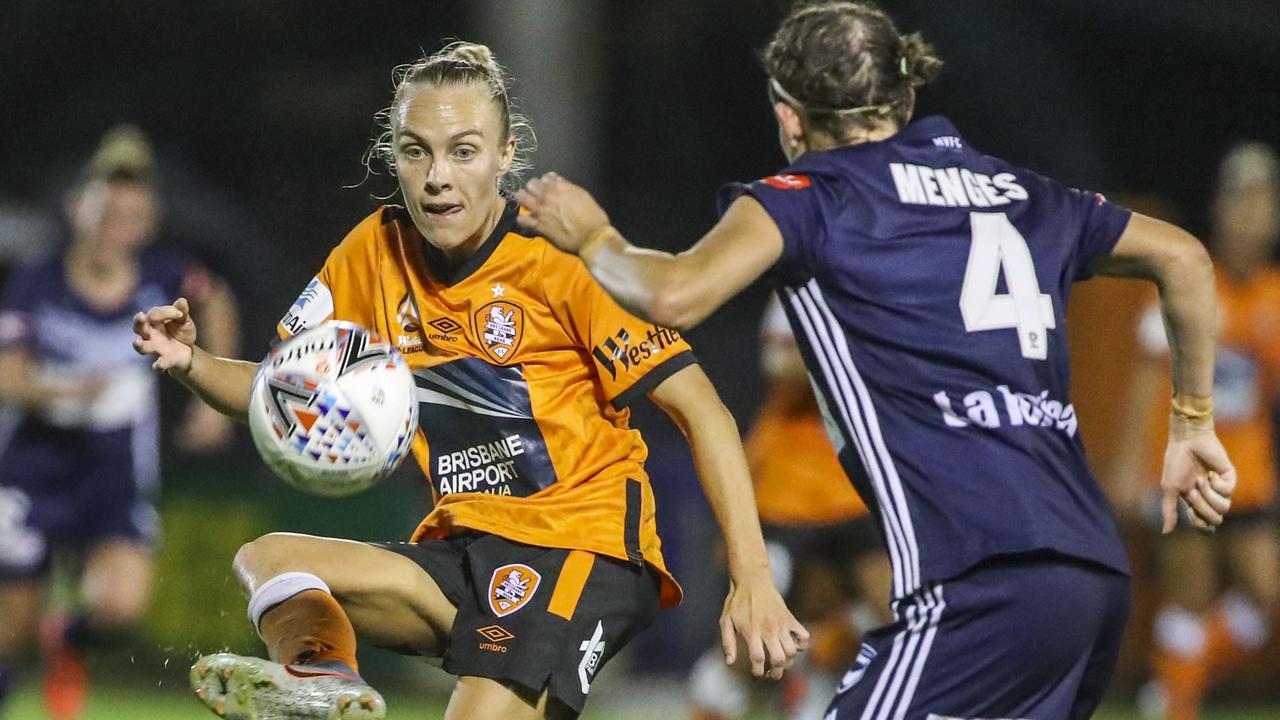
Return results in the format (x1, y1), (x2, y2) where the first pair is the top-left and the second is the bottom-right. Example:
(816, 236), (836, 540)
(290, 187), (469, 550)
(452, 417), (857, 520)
(718, 174), (824, 281)
(1070, 189), (1133, 281)
(544, 247), (697, 409)
(276, 209), (383, 342)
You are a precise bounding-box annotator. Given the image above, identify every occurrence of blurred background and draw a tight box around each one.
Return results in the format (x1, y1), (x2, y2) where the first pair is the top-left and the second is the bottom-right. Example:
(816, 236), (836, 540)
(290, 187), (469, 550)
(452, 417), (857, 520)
(1, 0), (1279, 718)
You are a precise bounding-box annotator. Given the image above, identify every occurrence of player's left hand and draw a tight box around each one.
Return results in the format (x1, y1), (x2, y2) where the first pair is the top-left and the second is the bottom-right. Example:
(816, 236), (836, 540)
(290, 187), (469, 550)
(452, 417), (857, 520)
(515, 173), (611, 255)
(720, 571), (809, 680)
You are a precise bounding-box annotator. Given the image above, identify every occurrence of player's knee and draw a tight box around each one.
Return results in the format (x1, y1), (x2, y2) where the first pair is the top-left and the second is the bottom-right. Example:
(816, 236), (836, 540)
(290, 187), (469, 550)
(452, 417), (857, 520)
(235, 532), (302, 579)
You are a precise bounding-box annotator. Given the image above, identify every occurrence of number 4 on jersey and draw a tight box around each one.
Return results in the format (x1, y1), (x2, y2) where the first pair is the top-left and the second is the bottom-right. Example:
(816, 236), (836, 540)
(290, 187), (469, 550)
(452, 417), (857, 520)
(959, 212), (1055, 360)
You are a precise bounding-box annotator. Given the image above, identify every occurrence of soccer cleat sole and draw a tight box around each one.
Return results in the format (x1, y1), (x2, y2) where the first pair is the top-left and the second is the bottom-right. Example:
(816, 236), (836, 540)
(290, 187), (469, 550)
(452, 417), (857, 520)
(190, 653), (385, 720)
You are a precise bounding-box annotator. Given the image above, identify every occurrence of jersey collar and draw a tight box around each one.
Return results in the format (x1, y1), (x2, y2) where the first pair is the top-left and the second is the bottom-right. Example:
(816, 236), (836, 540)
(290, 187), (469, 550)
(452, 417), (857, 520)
(422, 200), (519, 287)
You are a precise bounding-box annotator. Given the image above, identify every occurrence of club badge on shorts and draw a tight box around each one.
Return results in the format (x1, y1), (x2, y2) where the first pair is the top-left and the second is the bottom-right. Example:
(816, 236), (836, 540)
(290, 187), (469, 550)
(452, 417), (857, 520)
(475, 301), (524, 364)
(489, 563), (541, 617)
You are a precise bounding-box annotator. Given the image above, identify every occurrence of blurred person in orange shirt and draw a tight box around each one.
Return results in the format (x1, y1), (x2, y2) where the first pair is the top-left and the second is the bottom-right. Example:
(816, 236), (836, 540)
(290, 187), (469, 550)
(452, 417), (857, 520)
(690, 298), (891, 720)
(1111, 142), (1280, 720)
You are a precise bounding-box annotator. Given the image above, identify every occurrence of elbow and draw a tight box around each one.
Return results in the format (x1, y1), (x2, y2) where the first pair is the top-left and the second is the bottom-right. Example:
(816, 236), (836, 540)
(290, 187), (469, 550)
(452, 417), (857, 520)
(1158, 231), (1213, 289)
(649, 275), (708, 332)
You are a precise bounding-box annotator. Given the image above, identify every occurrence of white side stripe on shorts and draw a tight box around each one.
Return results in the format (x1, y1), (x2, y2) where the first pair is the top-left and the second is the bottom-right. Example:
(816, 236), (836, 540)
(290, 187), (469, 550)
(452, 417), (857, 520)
(861, 584), (946, 720)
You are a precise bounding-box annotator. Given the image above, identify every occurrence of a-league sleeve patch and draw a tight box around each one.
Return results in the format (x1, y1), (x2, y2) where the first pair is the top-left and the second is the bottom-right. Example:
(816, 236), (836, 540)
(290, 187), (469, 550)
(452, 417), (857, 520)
(278, 277), (334, 338)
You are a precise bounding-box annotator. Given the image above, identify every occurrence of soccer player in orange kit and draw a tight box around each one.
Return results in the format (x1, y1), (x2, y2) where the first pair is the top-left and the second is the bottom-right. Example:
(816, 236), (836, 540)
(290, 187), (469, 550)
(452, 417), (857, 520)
(133, 42), (805, 720)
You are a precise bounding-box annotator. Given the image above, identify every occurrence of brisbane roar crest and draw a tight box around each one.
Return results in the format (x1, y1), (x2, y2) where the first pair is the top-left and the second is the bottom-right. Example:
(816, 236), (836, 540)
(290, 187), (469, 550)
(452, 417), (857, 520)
(489, 563), (541, 617)
(474, 301), (524, 364)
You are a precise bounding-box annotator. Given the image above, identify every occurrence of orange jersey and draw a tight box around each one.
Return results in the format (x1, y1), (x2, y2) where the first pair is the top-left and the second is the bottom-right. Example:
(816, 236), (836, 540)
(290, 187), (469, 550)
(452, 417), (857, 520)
(1138, 268), (1280, 509)
(748, 385), (868, 526)
(277, 204), (693, 606)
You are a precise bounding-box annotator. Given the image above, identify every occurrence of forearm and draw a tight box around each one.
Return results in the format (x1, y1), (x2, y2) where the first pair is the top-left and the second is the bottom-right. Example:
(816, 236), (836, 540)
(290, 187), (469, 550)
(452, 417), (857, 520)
(171, 345), (258, 422)
(676, 402), (772, 580)
(198, 281), (241, 359)
(581, 229), (692, 327)
(1154, 250), (1216, 402)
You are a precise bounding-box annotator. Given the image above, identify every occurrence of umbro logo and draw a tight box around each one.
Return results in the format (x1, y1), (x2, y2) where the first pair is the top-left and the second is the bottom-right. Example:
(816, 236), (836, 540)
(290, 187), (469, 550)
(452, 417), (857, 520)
(476, 625), (514, 642)
(428, 317), (463, 334)
(477, 624), (514, 653)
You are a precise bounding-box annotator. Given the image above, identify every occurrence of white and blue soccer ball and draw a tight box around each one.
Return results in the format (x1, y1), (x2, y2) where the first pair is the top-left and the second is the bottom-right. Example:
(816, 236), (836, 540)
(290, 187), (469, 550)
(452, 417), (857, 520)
(248, 321), (418, 497)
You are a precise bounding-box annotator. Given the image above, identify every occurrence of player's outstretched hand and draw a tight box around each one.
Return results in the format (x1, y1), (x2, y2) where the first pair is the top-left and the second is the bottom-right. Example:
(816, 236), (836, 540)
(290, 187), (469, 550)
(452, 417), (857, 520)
(1160, 415), (1236, 534)
(132, 297), (197, 374)
(515, 173), (611, 255)
(720, 572), (810, 680)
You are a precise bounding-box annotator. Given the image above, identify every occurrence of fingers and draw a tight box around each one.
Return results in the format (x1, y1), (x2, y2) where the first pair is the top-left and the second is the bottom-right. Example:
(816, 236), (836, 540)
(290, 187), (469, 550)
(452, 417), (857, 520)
(1183, 500), (1215, 533)
(1209, 466), (1237, 497)
(1161, 490), (1178, 535)
(719, 614), (736, 666)
(747, 626), (767, 678)
(763, 632), (789, 680)
(1197, 475), (1231, 515)
(1182, 484), (1223, 527)
(790, 620), (811, 652)
(147, 305), (184, 324)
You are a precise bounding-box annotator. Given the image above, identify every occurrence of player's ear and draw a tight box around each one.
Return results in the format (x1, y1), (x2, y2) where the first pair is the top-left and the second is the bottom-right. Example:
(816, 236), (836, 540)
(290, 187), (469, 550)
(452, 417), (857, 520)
(773, 101), (804, 149)
(498, 135), (516, 176)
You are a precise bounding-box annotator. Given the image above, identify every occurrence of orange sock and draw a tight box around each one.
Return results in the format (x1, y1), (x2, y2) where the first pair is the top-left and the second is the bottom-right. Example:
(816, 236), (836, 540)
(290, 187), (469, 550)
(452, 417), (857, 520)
(1202, 607), (1242, 685)
(258, 589), (359, 672)
(1152, 650), (1206, 720)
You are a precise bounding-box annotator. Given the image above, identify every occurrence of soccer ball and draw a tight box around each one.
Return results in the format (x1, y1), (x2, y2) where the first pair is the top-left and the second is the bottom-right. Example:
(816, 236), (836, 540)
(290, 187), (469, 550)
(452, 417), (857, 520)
(248, 321), (418, 497)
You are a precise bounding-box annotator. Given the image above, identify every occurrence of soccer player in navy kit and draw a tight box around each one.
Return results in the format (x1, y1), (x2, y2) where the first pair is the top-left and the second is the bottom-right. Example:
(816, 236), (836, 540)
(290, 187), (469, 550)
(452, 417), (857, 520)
(518, 3), (1237, 718)
(0, 126), (238, 718)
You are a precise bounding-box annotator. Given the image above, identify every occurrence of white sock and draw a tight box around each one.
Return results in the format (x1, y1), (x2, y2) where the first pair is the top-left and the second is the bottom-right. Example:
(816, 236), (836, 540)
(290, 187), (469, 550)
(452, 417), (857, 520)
(247, 572), (331, 632)
(688, 651), (749, 719)
(1153, 605), (1205, 658)
(1220, 590), (1271, 651)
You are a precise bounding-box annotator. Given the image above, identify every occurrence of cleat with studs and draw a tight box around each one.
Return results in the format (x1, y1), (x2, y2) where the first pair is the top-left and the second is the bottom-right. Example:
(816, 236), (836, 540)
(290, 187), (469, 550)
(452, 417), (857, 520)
(189, 653), (385, 720)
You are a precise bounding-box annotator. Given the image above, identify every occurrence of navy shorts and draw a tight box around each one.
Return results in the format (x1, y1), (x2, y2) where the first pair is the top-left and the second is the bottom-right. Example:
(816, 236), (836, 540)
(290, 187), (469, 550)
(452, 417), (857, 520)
(825, 552), (1129, 720)
(0, 421), (159, 580)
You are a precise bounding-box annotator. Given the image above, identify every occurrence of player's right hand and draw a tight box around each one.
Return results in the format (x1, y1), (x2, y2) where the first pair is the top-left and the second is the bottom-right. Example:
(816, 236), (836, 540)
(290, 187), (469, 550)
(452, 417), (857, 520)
(1160, 419), (1236, 534)
(132, 297), (197, 374)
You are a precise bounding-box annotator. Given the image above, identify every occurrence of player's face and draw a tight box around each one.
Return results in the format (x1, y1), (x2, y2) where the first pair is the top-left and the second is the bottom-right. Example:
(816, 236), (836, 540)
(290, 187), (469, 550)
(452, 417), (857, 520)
(69, 179), (158, 257)
(1213, 174), (1279, 265)
(394, 83), (516, 259)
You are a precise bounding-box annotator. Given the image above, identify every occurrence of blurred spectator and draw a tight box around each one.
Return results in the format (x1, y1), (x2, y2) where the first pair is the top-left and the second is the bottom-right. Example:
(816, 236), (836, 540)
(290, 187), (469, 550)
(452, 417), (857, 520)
(1110, 142), (1280, 720)
(0, 126), (239, 719)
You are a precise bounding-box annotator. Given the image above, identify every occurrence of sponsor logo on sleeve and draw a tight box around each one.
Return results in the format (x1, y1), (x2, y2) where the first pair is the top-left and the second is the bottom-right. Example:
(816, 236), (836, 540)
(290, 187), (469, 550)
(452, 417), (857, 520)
(591, 326), (682, 380)
(488, 563), (541, 617)
(762, 174), (812, 190)
(279, 278), (334, 336)
(474, 301), (524, 364)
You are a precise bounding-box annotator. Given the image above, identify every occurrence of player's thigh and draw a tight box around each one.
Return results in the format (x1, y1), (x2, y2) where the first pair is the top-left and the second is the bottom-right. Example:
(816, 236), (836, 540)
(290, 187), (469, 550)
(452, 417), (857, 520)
(81, 539), (153, 627)
(234, 532), (456, 654)
(445, 676), (575, 720)
(1224, 518), (1280, 610)
(0, 579), (44, 657)
(1156, 528), (1217, 611)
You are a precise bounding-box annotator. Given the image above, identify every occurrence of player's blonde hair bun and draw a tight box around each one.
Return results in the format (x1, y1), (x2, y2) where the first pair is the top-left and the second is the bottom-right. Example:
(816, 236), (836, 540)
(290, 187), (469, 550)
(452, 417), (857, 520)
(446, 42), (499, 76)
(84, 124), (157, 185)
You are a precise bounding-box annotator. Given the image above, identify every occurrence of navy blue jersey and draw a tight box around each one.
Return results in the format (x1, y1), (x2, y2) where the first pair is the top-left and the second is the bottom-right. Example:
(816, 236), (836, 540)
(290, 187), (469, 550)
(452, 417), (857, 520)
(0, 247), (206, 481)
(721, 116), (1132, 599)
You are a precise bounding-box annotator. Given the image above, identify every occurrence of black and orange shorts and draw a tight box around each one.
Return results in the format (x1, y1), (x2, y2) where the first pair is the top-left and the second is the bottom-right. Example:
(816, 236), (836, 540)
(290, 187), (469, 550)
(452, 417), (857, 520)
(375, 533), (660, 716)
